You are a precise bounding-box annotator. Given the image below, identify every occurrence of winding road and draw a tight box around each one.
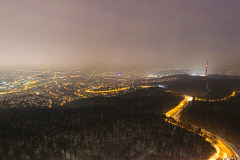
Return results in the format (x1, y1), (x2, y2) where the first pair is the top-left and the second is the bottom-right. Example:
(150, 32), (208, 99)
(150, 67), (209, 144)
(165, 92), (240, 160)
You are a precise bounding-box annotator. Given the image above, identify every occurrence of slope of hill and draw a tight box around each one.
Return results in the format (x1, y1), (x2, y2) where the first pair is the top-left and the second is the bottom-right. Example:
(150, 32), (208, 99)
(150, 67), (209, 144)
(165, 75), (240, 98)
(180, 92), (240, 149)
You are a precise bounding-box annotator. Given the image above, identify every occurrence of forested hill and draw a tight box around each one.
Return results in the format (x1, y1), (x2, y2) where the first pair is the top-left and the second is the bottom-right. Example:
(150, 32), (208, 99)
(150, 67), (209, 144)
(180, 92), (240, 149)
(65, 87), (183, 114)
(164, 75), (240, 98)
(0, 87), (215, 160)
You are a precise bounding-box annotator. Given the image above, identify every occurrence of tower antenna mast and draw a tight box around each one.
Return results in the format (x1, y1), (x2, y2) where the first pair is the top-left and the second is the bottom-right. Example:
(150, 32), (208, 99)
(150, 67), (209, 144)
(205, 60), (209, 76)
(204, 60), (210, 96)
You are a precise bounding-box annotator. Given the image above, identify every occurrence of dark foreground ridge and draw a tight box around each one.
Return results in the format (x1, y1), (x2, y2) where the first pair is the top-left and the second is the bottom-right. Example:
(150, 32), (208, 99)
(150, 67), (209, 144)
(0, 88), (214, 160)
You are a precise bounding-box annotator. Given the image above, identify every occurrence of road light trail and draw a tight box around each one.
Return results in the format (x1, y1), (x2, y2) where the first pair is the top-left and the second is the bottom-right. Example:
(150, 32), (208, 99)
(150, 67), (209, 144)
(86, 87), (130, 93)
(165, 92), (240, 160)
(165, 96), (192, 120)
(195, 91), (239, 102)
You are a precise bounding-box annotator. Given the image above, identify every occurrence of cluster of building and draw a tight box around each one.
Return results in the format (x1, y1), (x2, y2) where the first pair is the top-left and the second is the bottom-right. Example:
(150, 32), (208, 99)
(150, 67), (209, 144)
(0, 67), (178, 108)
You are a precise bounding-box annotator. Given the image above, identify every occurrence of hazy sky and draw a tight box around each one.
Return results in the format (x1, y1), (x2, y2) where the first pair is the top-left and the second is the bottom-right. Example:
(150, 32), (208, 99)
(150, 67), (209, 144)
(1, 0), (240, 69)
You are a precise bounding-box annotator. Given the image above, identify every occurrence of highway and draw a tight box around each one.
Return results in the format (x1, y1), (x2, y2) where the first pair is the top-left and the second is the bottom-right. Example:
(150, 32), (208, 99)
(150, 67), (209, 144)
(219, 137), (240, 159)
(165, 96), (192, 121)
(195, 91), (240, 102)
(165, 92), (240, 160)
(85, 87), (130, 93)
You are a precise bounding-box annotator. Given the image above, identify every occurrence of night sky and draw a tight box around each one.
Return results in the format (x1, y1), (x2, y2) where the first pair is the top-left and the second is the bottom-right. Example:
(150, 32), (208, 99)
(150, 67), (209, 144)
(1, 0), (240, 69)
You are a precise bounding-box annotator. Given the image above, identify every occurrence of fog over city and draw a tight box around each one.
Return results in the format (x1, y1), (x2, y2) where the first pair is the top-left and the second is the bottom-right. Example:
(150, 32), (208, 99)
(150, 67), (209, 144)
(1, 0), (240, 71)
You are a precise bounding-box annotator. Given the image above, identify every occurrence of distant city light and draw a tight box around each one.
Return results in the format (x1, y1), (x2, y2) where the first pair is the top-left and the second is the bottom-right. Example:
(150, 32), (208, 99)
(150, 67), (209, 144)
(158, 85), (165, 88)
(187, 97), (193, 101)
(147, 74), (158, 78)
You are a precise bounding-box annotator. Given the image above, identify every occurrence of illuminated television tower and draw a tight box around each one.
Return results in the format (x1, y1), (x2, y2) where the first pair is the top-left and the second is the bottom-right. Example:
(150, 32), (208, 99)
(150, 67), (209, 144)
(205, 60), (209, 77)
(204, 60), (210, 96)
